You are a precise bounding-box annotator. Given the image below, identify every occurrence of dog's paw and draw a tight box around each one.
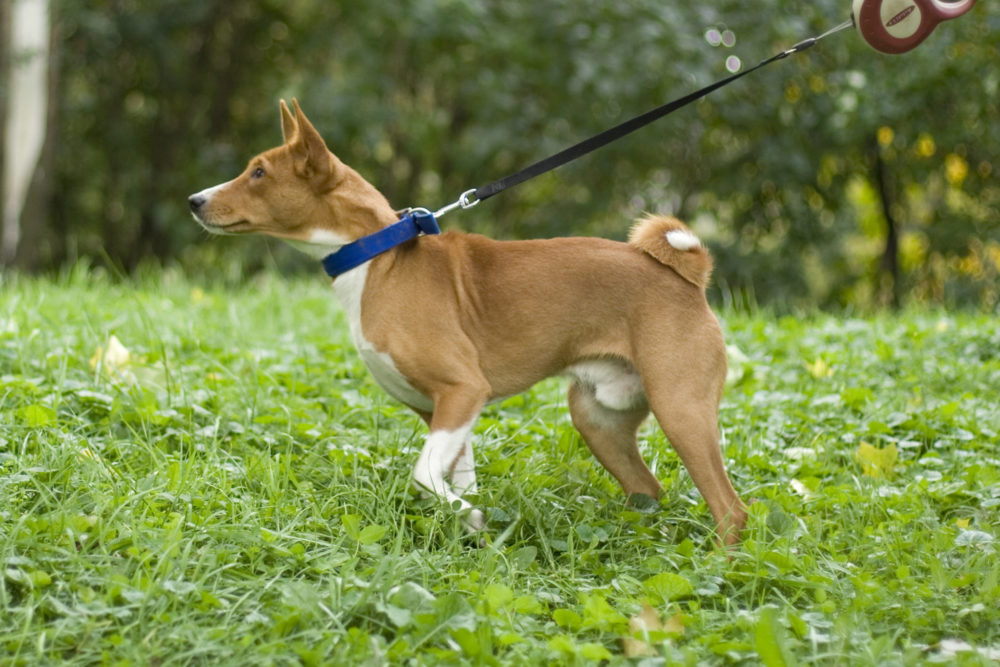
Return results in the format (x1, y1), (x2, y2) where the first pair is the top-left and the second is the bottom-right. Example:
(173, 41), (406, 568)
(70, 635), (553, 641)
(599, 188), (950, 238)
(461, 508), (486, 533)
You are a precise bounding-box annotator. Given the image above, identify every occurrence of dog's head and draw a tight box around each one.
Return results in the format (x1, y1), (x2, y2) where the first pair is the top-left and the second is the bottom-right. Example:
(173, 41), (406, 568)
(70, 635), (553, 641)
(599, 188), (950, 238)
(189, 100), (388, 246)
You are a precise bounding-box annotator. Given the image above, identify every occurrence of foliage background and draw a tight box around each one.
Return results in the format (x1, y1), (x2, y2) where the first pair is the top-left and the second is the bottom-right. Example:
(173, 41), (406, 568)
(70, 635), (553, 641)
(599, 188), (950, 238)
(18, 0), (1000, 307)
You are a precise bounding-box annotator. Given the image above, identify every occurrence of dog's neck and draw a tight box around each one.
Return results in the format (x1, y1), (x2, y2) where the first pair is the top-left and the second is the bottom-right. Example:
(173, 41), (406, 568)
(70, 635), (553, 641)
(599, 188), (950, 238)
(287, 166), (398, 260)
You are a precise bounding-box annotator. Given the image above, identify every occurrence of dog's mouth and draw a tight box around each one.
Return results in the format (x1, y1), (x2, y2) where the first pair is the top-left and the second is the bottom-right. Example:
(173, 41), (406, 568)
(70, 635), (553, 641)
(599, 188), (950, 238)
(194, 217), (253, 235)
(217, 220), (252, 232)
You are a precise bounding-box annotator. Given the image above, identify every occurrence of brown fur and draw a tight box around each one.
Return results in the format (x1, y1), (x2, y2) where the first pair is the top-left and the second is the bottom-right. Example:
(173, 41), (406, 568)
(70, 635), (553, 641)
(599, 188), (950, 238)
(189, 100), (747, 546)
(628, 214), (713, 289)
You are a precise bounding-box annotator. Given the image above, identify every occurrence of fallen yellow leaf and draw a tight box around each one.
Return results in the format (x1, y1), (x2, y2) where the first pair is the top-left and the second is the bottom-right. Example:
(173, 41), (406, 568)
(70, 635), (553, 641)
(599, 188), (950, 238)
(90, 335), (131, 371)
(663, 612), (684, 635)
(789, 478), (817, 501)
(805, 358), (833, 378)
(622, 604), (684, 657)
(624, 604), (661, 657)
(856, 441), (898, 478)
(90, 335), (137, 385)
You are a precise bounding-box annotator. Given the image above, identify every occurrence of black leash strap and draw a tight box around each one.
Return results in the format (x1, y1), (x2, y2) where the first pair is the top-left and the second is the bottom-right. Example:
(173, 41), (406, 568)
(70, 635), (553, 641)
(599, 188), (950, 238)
(470, 21), (853, 204)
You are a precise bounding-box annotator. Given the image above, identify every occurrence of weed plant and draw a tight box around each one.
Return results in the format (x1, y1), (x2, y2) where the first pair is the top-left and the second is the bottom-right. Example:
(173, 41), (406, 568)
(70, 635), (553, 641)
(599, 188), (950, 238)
(1, 268), (998, 664)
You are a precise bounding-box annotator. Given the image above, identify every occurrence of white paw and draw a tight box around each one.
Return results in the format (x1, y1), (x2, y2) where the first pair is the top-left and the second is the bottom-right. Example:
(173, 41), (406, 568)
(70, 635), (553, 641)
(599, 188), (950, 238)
(462, 508), (486, 532)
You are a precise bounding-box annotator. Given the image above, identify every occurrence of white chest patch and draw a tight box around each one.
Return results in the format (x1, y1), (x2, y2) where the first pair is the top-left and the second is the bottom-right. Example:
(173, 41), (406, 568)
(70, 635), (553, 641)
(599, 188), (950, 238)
(288, 228), (352, 260)
(332, 265), (435, 413)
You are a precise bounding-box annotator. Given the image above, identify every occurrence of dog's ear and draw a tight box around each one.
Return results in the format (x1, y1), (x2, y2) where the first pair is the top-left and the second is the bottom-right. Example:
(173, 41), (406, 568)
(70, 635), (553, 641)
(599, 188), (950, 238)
(280, 99), (298, 143)
(289, 99), (337, 190)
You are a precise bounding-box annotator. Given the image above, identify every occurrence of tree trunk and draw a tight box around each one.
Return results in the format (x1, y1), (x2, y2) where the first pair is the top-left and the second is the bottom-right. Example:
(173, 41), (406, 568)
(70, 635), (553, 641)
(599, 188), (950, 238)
(2, 0), (52, 270)
(872, 133), (901, 309)
(0, 0), (10, 266)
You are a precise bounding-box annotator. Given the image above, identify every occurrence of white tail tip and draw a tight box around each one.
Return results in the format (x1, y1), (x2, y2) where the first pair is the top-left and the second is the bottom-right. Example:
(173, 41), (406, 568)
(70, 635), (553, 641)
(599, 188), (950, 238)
(665, 229), (701, 251)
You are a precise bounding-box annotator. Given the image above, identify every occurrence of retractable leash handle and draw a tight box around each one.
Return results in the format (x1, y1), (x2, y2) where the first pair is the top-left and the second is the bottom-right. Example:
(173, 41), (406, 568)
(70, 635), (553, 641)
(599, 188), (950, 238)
(853, 0), (977, 53)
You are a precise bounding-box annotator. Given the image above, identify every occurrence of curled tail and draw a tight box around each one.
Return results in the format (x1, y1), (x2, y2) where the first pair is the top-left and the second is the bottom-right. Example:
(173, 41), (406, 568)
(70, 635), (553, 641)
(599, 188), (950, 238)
(628, 214), (713, 289)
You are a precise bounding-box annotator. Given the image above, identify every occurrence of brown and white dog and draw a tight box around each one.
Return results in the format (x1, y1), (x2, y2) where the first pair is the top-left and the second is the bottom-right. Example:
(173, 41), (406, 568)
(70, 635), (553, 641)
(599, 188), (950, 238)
(189, 100), (747, 546)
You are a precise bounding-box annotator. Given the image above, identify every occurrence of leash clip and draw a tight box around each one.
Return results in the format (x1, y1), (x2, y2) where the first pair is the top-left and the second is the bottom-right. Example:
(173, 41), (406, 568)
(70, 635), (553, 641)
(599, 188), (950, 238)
(433, 189), (480, 218)
(406, 208), (442, 235)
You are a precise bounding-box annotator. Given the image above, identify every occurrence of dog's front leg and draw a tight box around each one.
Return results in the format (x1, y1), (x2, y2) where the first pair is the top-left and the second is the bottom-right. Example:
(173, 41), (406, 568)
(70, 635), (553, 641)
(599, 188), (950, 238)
(412, 387), (488, 531)
(449, 439), (477, 495)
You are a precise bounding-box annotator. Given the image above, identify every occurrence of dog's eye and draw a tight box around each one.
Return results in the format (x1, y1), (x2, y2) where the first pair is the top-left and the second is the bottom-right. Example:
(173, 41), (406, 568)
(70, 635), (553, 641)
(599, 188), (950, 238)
(251, 167), (265, 179)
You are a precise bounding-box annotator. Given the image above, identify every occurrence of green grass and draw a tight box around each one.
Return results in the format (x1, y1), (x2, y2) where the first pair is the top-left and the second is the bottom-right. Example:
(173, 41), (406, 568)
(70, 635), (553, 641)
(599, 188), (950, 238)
(1, 267), (998, 665)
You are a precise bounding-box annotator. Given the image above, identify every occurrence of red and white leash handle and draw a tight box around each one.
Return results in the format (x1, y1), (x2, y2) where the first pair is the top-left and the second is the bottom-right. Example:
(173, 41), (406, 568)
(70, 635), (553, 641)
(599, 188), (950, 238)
(854, 0), (977, 53)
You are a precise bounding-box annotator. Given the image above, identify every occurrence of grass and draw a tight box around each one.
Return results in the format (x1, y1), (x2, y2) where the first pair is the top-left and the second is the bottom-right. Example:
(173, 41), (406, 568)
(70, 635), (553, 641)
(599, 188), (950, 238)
(1, 266), (998, 665)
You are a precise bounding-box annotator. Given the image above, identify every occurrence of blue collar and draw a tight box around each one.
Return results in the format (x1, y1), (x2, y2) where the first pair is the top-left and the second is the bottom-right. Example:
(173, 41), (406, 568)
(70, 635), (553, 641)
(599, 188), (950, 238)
(321, 209), (441, 277)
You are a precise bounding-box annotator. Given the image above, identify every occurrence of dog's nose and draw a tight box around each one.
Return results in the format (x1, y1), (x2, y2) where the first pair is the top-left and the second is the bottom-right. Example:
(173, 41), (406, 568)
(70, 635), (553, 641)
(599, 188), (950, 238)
(188, 194), (205, 212)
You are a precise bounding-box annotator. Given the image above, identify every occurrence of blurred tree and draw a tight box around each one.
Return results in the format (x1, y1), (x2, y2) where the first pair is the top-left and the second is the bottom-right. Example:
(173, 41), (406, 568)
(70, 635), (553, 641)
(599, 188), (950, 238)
(2, 0), (55, 271)
(690, 0), (999, 308)
(54, 0), (303, 269)
(0, 1), (7, 262)
(37, 0), (1000, 307)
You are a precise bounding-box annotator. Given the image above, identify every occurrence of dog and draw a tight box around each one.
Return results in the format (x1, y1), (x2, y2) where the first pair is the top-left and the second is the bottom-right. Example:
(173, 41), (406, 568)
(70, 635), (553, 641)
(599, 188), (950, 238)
(189, 100), (747, 546)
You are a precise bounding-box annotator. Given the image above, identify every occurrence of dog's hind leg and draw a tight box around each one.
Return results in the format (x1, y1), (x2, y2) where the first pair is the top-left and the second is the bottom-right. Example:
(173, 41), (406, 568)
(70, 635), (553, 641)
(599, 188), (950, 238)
(650, 400), (745, 546)
(638, 328), (746, 546)
(568, 381), (661, 500)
